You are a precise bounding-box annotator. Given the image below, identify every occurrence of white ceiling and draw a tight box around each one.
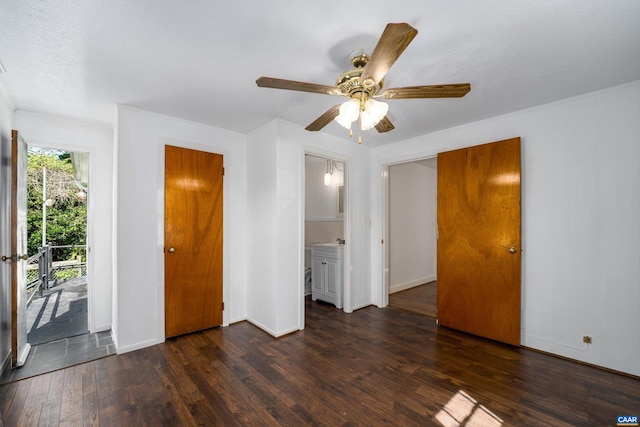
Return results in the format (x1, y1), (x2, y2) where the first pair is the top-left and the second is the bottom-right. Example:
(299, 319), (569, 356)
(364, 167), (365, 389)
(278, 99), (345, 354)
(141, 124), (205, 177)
(1, 1), (639, 147)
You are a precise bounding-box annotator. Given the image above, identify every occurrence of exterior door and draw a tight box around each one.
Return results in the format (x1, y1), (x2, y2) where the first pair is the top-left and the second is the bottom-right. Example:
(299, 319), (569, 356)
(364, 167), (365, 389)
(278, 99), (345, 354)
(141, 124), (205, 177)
(8, 130), (29, 366)
(437, 137), (521, 346)
(164, 145), (223, 338)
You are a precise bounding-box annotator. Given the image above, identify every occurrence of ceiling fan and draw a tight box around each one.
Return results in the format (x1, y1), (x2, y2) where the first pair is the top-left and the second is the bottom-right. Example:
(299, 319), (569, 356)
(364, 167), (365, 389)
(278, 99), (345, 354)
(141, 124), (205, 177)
(256, 23), (470, 141)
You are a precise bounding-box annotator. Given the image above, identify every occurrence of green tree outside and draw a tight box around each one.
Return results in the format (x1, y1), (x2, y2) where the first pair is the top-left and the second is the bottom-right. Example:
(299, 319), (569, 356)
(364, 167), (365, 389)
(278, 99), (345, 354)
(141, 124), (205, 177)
(27, 148), (88, 261)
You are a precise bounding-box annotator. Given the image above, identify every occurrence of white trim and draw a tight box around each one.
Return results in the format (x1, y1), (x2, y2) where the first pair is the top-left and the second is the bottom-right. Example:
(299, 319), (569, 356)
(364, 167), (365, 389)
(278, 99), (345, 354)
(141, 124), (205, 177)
(156, 137), (232, 342)
(246, 318), (299, 338)
(302, 148), (353, 321)
(23, 140), (98, 334)
(116, 338), (162, 355)
(0, 349), (11, 374)
(16, 343), (30, 367)
(92, 323), (111, 333)
(377, 153), (439, 309)
(351, 301), (373, 311)
(389, 276), (437, 294)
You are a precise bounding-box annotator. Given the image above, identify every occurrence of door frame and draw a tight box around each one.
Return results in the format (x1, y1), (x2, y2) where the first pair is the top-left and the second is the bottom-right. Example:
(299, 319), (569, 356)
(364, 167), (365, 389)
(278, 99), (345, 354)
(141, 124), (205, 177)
(301, 149), (351, 327)
(379, 154), (438, 307)
(157, 137), (231, 338)
(24, 141), (95, 333)
(376, 142), (523, 331)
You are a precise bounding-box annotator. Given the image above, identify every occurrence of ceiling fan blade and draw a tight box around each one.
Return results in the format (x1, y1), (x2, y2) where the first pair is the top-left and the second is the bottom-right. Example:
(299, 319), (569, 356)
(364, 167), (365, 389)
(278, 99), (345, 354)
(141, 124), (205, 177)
(305, 104), (342, 131)
(375, 116), (395, 133)
(379, 83), (471, 99)
(360, 23), (418, 88)
(256, 77), (342, 96)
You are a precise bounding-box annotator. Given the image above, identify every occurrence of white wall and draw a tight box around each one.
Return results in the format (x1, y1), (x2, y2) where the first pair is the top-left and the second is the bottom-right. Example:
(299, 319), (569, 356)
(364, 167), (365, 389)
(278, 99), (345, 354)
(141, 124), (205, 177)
(13, 111), (114, 333)
(305, 221), (343, 247)
(246, 121), (278, 333)
(114, 106), (247, 353)
(371, 81), (640, 376)
(388, 160), (436, 293)
(0, 82), (14, 372)
(246, 120), (370, 336)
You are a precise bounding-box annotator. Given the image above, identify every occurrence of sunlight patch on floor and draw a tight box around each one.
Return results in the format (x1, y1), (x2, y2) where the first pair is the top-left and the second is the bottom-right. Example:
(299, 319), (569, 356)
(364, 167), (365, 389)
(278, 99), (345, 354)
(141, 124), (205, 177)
(37, 291), (60, 328)
(435, 390), (503, 427)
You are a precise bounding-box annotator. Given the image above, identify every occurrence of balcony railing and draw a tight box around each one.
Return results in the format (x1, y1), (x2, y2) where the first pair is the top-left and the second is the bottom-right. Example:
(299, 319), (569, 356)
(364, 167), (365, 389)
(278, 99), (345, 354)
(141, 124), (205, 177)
(26, 245), (87, 304)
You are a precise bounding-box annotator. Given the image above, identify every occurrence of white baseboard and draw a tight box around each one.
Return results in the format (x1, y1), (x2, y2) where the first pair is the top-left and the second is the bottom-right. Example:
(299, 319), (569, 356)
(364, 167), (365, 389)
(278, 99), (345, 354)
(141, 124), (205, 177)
(116, 338), (161, 355)
(16, 343), (31, 367)
(389, 276), (436, 294)
(351, 302), (374, 311)
(246, 318), (300, 338)
(227, 316), (247, 326)
(90, 324), (112, 334)
(0, 350), (10, 374)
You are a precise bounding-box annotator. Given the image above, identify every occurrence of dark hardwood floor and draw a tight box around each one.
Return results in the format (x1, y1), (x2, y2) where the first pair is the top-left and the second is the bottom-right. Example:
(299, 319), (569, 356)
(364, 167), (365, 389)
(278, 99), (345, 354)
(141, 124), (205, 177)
(1, 297), (639, 426)
(389, 282), (437, 318)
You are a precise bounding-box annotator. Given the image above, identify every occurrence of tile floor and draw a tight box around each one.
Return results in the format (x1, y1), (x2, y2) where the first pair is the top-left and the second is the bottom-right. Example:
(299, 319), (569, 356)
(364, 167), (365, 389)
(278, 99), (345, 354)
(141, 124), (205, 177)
(0, 331), (115, 384)
(0, 277), (115, 385)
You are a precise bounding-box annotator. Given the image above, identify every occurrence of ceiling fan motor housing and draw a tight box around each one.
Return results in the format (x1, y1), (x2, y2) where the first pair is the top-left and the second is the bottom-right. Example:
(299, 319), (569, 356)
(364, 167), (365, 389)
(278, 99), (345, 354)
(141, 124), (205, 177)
(336, 68), (382, 103)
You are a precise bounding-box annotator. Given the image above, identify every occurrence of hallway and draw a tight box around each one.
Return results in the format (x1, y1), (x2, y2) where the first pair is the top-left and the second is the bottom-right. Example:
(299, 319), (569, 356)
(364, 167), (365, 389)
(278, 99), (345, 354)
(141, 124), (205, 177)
(389, 281), (437, 318)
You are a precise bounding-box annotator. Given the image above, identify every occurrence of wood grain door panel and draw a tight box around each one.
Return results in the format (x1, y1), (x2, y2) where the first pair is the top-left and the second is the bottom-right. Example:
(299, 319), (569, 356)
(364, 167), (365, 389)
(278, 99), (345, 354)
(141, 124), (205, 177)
(437, 137), (521, 346)
(165, 145), (223, 338)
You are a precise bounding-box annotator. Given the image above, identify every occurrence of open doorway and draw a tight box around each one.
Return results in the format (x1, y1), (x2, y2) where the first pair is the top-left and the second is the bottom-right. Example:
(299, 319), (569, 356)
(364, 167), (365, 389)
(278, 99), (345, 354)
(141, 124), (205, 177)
(386, 158), (438, 318)
(0, 146), (113, 384)
(304, 154), (346, 312)
(26, 148), (89, 346)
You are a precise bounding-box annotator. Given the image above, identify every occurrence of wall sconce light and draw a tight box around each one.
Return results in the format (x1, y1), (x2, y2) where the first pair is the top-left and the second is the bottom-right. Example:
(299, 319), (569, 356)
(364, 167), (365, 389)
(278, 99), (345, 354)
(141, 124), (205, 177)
(324, 159), (334, 186)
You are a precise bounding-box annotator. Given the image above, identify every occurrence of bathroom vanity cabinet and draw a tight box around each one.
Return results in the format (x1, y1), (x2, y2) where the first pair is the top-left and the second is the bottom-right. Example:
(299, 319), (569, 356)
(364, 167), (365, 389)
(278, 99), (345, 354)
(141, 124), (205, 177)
(311, 243), (343, 309)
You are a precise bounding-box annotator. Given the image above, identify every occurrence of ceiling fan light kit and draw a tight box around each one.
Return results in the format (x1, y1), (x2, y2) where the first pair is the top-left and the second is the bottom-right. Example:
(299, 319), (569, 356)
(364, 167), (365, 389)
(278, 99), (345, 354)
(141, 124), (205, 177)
(332, 96), (389, 131)
(256, 22), (471, 142)
(359, 98), (389, 130)
(335, 98), (360, 129)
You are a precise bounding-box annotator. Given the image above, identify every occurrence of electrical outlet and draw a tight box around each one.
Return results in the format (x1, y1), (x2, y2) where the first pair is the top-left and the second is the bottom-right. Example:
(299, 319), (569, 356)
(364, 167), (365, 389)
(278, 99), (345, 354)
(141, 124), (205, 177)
(583, 335), (592, 344)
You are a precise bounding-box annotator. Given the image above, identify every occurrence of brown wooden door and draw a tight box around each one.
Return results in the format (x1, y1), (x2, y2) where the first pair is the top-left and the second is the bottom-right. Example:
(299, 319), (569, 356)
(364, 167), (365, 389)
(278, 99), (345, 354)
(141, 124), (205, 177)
(9, 130), (29, 366)
(437, 137), (521, 346)
(164, 145), (223, 338)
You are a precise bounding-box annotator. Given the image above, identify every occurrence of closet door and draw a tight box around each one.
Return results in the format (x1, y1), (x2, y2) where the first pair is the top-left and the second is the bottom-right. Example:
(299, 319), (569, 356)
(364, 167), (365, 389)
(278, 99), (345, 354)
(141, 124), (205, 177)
(164, 145), (223, 338)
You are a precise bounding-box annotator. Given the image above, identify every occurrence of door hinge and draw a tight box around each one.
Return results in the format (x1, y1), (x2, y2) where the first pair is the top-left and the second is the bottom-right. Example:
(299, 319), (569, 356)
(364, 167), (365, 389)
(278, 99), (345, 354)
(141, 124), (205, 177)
(222, 301), (225, 311)
(222, 167), (225, 176)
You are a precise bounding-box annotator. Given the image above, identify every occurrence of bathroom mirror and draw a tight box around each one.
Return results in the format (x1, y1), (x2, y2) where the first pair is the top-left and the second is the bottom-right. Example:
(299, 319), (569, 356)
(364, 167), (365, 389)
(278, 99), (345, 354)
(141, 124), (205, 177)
(337, 185), (344, 217)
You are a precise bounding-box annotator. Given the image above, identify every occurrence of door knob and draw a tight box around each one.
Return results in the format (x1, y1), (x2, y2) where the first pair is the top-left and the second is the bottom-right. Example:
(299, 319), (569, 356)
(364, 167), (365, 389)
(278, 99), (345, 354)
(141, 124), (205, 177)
(167, 247), (176, 253)
(508, 247), (517, 254)
(1, 254), (27, 262)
